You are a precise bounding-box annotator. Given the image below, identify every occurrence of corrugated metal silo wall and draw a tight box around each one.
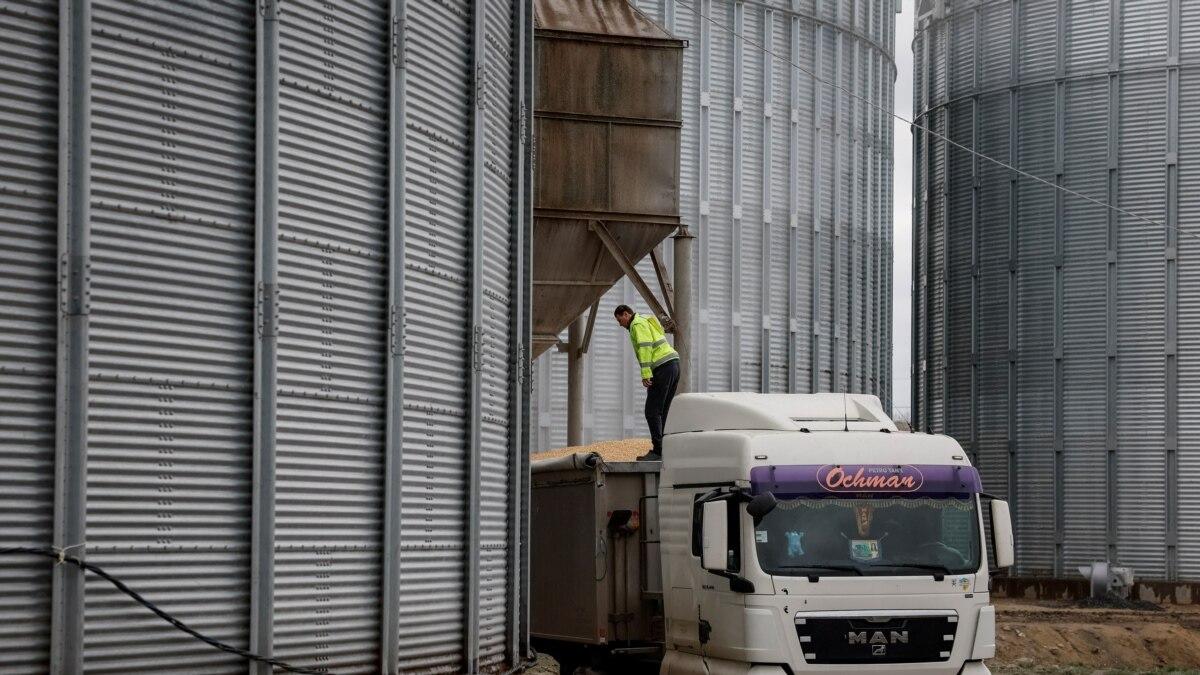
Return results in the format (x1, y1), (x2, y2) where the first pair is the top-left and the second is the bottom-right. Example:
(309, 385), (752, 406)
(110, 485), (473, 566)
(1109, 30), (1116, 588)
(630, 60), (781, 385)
(912, 0), (1200, 580)
(0, 0), (533, 673)
(531, 0), (896, 449)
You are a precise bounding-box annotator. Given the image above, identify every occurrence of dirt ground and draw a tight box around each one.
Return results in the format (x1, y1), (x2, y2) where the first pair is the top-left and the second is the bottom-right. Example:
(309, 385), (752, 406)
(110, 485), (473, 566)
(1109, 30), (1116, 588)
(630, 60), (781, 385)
(991, 598), (1200, 674)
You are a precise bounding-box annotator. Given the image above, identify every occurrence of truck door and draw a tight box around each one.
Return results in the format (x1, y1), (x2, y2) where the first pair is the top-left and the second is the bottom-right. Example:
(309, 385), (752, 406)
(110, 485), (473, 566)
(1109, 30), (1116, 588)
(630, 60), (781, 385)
(692, 492), (750, 659)
(665, 489), (753, 658)
(662, 488), (700, 652)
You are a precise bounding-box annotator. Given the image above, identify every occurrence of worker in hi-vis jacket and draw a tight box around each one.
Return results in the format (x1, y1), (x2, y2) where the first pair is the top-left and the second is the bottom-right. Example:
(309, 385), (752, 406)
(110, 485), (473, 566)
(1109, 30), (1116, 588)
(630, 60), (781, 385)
(614, 304), (680, 462)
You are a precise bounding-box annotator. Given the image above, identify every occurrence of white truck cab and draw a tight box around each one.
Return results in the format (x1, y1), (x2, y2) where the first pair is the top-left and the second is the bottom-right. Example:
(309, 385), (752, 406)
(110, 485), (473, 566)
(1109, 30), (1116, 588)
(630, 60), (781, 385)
(658, 393), (1014, 675)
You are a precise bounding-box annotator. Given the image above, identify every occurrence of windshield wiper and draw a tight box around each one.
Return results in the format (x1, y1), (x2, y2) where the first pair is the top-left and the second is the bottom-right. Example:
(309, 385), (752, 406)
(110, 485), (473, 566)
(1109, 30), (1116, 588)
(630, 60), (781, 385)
(775, 564), (864, 582)
(867, 562), (952, 581)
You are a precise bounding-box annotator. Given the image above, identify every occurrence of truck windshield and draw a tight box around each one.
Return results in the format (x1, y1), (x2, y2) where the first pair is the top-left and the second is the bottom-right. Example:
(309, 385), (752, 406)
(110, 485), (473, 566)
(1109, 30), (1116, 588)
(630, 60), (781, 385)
(753, 496), (980, 577)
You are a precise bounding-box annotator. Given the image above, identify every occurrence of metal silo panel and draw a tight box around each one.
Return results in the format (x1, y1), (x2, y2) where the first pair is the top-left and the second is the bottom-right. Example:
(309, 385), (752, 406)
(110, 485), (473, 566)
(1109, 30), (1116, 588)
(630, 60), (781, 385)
(1065, 0), (1108, 72)
(768, 9), (791, 393)
(930, 23), (945, 103)
(1014, 85), (1056, 574)
(948, 13), (974, 96)
(1186, 0), (1200, 58)
(927, 108), (946, 428)
(1123, 0), (1168, 64)
(706, 0), (734, 392)
(1115, 70), (1168, 579)
(477, 0), (517, 665)
(398, 0), (472, 668)
(0, 1), (56, 670)
(794, 12), (817, 392)
(1060, 77), (1110, 569)
(977, 2), (1010, 89)
(1017, 0), (1055, 79)
(739, 4), (764, 392)
(1178, 62), (1200, 580)
(592, 295), (631, 443)
(540, 347), (569, 451)
(816, 22), (836, 390)
(82, 1), (255, 670)
(945, 102), (973, 444)
(973, 91), (1011, 504)
(272, 0), (389, 668)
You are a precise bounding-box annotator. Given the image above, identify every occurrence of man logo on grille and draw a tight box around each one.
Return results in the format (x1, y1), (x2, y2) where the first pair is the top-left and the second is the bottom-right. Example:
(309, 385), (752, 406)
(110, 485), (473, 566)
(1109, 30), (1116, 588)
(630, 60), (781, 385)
(848, 630), (909, 652)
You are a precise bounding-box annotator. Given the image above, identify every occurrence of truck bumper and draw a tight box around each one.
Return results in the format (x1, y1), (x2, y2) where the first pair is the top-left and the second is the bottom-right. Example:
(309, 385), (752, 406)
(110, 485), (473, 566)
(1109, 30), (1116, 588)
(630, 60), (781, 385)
(661, 650), (789, 675)
(662, 650), (988, 675)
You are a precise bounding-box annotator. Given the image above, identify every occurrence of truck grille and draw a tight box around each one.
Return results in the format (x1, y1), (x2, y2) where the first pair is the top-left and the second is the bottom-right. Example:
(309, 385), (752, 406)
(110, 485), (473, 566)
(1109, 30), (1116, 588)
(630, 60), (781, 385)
(794, 611), (957, 665)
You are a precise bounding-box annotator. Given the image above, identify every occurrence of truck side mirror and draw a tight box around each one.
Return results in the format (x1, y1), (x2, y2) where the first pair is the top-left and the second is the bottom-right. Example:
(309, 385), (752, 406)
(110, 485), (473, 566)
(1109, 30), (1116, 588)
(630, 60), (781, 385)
(990, 499), (1014, 569)
(747, 492), (777, 524)
(701, 500), (729, 572)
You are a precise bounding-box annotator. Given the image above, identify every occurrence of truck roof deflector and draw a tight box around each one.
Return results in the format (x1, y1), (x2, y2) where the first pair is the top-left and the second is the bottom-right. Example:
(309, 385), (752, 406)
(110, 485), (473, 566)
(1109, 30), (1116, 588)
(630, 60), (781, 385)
(664, 393), (898, 434)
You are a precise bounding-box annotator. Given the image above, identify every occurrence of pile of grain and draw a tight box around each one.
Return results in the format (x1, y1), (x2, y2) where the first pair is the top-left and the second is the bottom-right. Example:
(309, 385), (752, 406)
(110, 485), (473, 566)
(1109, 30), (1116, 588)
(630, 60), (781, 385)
(531, 438), (652, 463)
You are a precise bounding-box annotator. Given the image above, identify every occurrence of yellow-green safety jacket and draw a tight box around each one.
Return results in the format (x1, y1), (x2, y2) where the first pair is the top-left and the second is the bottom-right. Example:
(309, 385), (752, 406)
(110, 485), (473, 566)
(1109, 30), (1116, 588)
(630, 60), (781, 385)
(628, 313), (679, 379)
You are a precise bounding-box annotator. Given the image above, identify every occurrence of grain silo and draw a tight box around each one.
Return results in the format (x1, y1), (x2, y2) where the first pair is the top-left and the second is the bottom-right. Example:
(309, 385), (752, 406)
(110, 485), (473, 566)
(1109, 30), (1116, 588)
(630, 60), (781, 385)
(0, 0), (533, 672)
(912, 0), (1200, 580)
(533, 0), (897, 450)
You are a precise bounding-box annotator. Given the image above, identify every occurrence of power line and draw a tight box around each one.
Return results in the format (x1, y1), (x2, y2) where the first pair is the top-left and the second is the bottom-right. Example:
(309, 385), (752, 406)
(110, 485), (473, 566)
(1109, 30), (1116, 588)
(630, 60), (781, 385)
(672, 0), (1188, 240)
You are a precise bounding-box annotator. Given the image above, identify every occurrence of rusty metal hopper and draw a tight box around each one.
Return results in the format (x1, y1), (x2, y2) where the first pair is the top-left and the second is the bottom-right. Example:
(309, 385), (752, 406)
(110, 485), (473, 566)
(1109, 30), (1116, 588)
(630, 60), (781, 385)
(532, 0), (685, 357)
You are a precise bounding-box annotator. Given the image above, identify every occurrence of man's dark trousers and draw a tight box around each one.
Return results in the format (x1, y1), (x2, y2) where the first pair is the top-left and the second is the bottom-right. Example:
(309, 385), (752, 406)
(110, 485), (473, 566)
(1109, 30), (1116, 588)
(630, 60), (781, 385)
(645, 359), (680, 455)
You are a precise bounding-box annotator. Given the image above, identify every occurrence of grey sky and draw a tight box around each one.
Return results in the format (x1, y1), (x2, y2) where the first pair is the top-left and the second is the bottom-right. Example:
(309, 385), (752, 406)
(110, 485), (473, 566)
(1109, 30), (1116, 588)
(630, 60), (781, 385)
(892, 0), (914, 419)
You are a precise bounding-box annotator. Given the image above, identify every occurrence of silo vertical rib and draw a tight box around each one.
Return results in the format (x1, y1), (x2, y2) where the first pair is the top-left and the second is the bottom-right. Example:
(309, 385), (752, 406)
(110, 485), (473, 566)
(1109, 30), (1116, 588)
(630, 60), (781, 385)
(1166, 0), (1181, 580)
(868, 38), (878, 393)
(811, 1), (823, 394)
(921, 28), (931, 425)
(510, 0), (534, 660)
(847, 15), (858, 397)
(1105, 0), (1121, 563)
(788, 1), (801, 394)
(910, 102), (920, 426)
(50, 0), (89, 670)
(467, 0), (486, 667)
(382, 0), (407, 668)
(761, 7), (774, 393)
(970, 6), (981, 467)
(878, 47), (888, 398)
(518, 0), (534, 643)
(731, 0), (744, 391)
(699, 0), (712, 394)
(1053, 0), (1066, 577)
(832, 6), (843, 394)
(251, 0), (280, 670)
(940, 81), (949, 434)
(1006, 0), (1020, 532)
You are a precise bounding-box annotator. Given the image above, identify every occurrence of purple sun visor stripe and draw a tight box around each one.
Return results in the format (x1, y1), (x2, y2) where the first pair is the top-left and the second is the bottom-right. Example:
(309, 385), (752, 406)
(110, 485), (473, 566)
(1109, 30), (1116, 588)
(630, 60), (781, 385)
(749, 464), (983, 496)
